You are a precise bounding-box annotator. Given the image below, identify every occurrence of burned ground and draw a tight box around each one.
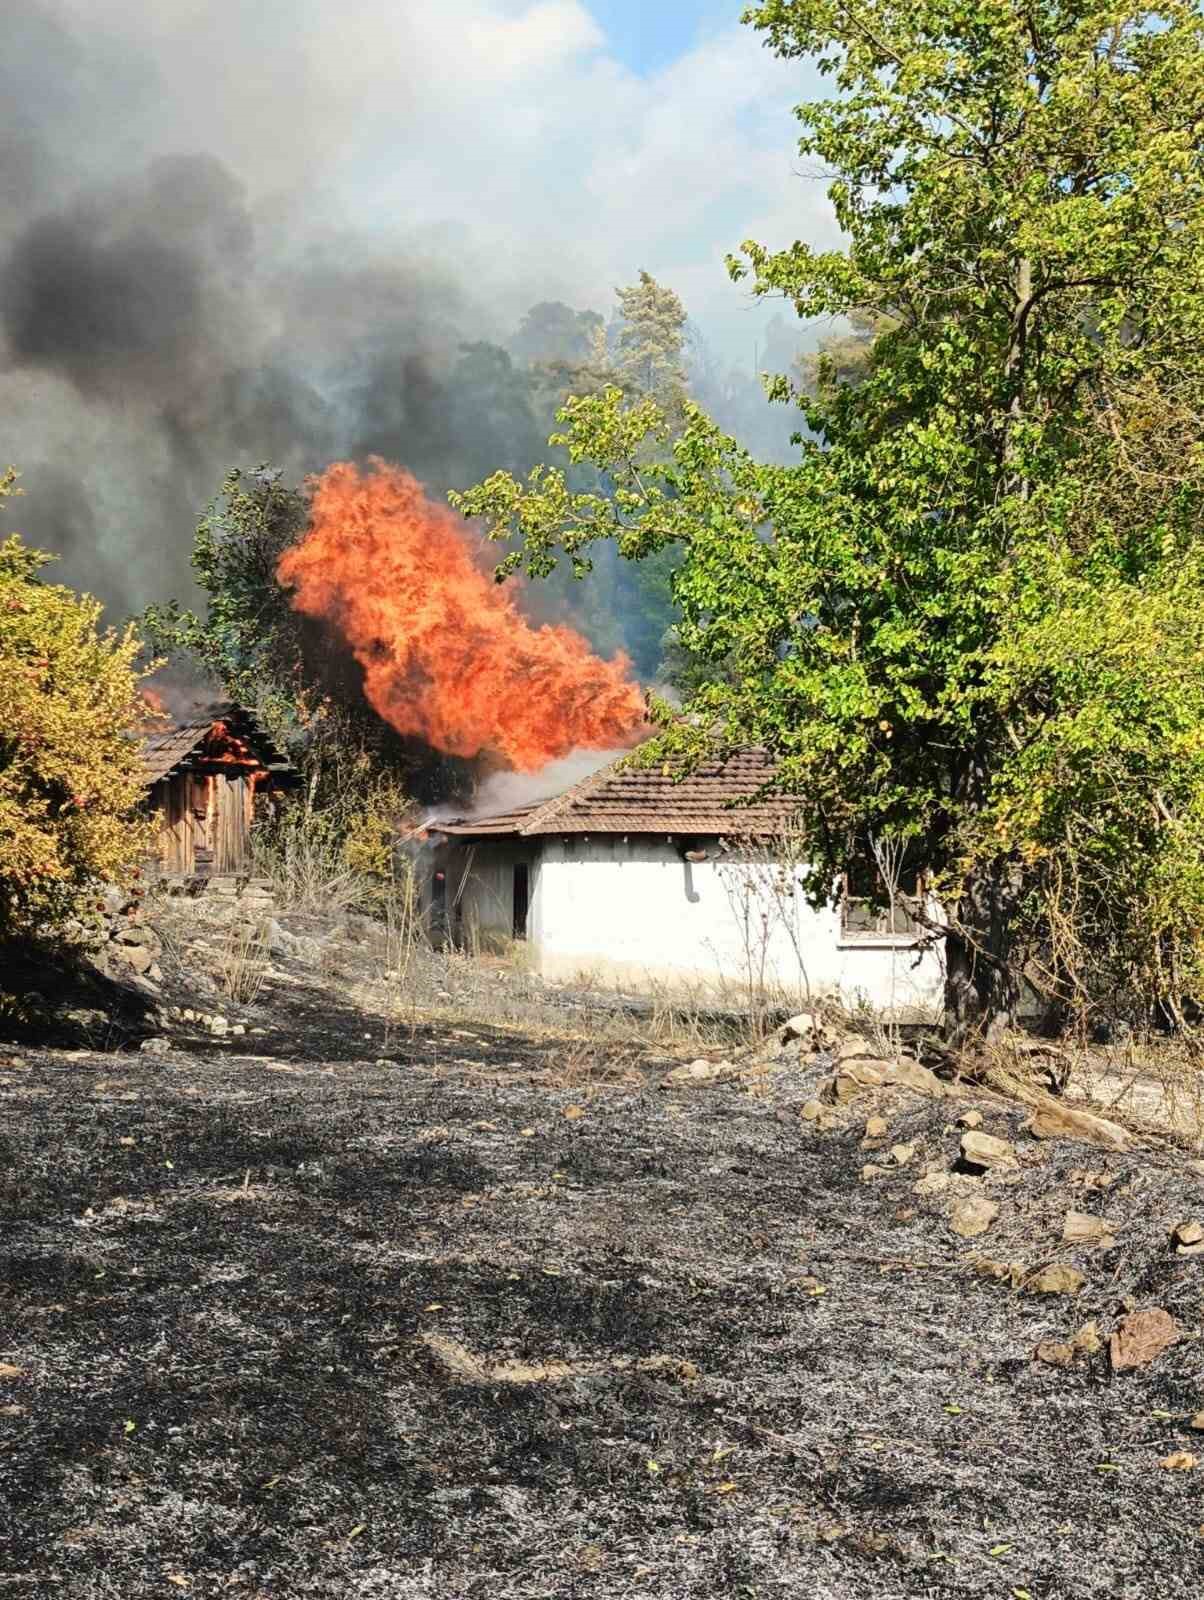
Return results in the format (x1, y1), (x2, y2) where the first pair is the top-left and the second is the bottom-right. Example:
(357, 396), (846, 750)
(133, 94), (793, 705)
(2, 968), (1203, 1598)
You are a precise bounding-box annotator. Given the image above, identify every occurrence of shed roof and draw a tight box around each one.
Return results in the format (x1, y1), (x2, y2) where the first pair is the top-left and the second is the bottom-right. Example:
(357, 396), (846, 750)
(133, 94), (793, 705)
(138, 704), (296, 787)
(432, 747), (799, 840)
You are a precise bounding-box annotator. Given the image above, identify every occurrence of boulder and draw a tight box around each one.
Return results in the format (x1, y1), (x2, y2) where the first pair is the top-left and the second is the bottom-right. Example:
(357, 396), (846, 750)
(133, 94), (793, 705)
(1172, 1221), (1204, 1256)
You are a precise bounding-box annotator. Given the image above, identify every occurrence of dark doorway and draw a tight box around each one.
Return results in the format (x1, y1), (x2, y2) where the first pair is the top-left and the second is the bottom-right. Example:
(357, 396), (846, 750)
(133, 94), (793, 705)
(512, 861), (530, 940)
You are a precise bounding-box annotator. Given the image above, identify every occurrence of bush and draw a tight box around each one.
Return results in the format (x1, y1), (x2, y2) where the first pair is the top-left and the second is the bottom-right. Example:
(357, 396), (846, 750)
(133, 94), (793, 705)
(0, 472), (152, 938)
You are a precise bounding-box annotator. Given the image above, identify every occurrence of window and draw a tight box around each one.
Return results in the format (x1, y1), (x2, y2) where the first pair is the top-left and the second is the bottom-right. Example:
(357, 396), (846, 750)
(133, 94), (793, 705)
(512, 861), (530, 940)
(841, 859), (925, 941)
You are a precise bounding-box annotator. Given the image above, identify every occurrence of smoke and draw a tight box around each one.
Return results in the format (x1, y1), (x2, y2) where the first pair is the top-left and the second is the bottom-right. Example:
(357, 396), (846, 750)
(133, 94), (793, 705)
(464, 747), (625, 819)
(0, 1), (561, 620)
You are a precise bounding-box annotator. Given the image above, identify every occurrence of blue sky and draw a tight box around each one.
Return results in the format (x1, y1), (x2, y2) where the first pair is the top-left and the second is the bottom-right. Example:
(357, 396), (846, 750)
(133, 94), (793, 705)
(584, 0), (743, 73)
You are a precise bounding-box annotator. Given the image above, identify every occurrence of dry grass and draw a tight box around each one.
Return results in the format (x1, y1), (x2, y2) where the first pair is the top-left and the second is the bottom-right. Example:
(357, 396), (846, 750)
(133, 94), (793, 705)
(210, 921), (271, 1006)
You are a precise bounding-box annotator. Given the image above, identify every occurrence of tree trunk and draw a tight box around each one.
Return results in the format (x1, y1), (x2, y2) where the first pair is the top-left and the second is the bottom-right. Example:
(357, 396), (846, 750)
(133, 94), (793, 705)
(943, 856), (1025, 1051)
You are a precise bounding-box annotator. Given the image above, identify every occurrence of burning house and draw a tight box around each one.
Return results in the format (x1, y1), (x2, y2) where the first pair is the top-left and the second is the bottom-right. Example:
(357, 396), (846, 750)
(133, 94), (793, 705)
(431, 750), (945, 1020)
(139, 705), (298, 877)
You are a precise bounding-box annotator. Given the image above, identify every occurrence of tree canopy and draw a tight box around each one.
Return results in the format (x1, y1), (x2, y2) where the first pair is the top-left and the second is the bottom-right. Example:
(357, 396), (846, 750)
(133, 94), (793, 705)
(454, 0), (1204, 1042)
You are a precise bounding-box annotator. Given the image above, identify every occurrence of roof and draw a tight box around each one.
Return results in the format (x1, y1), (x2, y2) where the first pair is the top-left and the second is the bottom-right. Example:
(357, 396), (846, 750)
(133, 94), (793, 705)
(138, 704), (297, 787)
(433, 748), (799, 839)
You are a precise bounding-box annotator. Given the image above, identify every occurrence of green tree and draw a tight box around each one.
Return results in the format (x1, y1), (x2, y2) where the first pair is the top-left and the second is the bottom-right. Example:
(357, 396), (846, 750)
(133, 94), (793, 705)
(455, 1), (1204, 1046)
(0, 470), (151, 938)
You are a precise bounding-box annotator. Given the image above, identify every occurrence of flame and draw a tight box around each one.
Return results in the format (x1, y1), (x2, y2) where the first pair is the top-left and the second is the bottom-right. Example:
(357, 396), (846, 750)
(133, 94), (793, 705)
(203, 720), (269, 789)
(276, 459), (647, 772)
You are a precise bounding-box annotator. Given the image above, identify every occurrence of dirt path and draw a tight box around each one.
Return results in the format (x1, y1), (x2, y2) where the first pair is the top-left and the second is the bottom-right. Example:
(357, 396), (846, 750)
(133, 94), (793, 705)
(2, 978), (1203, 1597)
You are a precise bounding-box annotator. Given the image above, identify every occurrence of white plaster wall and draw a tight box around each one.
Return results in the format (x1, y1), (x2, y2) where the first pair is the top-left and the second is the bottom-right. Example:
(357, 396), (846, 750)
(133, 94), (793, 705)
(526, 835), (944, 1020)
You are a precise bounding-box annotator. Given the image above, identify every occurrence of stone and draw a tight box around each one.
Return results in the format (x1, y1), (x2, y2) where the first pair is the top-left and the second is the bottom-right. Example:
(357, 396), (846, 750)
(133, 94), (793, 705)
(835, 1035), (872, 1063)
(1073, 1321), (1103, 1354)
(949, 1196), (1000, 1238)
(825, 1055), (946, 1105)
(865, 1115), (889, 1139)
(1027, 1263), (1087, 1296)
(209, 1016), (229, 1037)
(1035, 1340), (1075, 1367)
(780, 1012), (835, 1052)
(957, 1109), (983, 1129)
(1109, 1307), (1179, 1372)
(1063, 1211), (1118, 1248)
(1172, 1221), (1204, 1255)
(182, 1009), (197, 1023)
(664, 1059), (733, 1087)
(139, 1037), (171, 1057)
(115, 944), (154, 975)
(861, 1163), (891, 1181)
(960, 1131), (1016, 1172)
(800, 1099), (826, 1122)
(114, 924), (158, 948)
(913, 1171), (951, 1196)
(0, 1363), (25, 1380)
(1190, 1412), (1204, 1432)
(1025, 1103), (1131, 1152)
(890, 1142), (916, 1167)
(230, 1024), (246, 1037)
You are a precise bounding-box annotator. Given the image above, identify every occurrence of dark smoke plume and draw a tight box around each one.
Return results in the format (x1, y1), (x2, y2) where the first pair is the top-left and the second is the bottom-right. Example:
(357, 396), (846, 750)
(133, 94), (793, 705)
(0, 1), (525, 619)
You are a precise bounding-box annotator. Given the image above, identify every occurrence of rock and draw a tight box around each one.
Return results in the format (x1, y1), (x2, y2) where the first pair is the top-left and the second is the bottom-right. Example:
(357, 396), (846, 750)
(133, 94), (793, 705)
(0, 1363), (25, 1380)
(861, 1163), (891, 1181)
(780, 1012), (835, 1052)
(1063, 1211), (1118, 1248)
(800, 1099), (826, 1122)
(182, 1009), (197, 1023)
(957, 1109), (983, 1129)
(113, 943), (154, 975)
(230, 1024), (246, 1037)
(960, 1131), (1016, 1172)
(949, 1196), (999, 1238)
(865, 1115), (889, 1139)
(114, 924), (158, 948)
(1025, 1103), (1131, 1152)
(835, 1035), (872, 1063)
(1027, 1263), (1087, 1296)
(1190, 1412), (1204, 1432)
(1172, 1221), (1204, 1255)
(890, 1142), (916, 1166)
(209, 1016), (229, 1037)
(1073, 1321), (1103, 1354)
(663, 1059), (734, 1087)
(825, 1056), (946, 1105)
(1109, 1307), (1179, 1372)
(1034, 1340), (1075, 1367)
(914, 1171), (951, 1196)
(139, 1037), (171, 1056)
(1158, 1451), (1199, 1471)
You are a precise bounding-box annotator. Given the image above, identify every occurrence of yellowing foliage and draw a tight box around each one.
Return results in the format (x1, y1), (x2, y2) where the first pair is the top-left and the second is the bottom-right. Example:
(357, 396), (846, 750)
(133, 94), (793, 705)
(0, 471), (152, 936)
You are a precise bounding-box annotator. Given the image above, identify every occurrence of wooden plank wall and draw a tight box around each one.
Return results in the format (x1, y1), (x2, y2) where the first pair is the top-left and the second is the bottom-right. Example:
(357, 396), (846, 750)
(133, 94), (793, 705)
(151, 770), (256, 876)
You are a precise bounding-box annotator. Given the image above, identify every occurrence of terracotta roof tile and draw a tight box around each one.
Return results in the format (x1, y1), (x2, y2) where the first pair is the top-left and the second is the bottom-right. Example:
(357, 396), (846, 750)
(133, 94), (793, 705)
(434, 748), (798, 839)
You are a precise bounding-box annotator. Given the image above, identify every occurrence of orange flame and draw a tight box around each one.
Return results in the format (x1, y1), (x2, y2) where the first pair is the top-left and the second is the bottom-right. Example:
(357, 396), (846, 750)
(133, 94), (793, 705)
(276, 460), (647, 771)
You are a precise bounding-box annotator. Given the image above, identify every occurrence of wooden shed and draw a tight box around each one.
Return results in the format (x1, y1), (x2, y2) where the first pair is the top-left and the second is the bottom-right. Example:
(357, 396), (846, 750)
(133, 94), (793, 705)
(139, 704), (298, 877)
